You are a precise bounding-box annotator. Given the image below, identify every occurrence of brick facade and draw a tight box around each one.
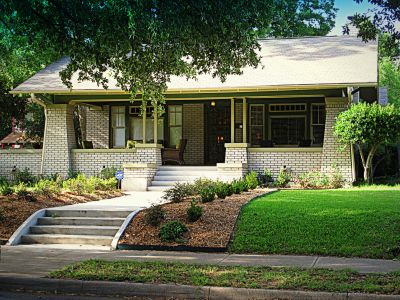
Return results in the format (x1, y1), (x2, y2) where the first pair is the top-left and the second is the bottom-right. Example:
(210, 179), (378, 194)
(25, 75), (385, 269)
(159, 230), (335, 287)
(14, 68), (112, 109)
(86, 106), (109, 148)
(0, 150), (42, 179)
(41, 104), (76, 176)
(321, 98), (353, 182)
(183, 103), (204, 165)
(248, 149), (323, 177)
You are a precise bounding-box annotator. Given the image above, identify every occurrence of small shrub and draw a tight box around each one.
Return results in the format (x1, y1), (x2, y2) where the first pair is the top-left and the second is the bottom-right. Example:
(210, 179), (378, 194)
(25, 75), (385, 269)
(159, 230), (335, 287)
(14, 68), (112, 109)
(275, 169), (292, 188)
(163, 182), (194, 203)
(62, 174), (87, 195)
(226, 184), (233, 196)
(13, 182), (35, 201)
(215, 182), (229, 199)
(245, 171), (259, 190)
(0, 207), (5, 222)
(144, 205), (165, 226)
(192, 178), (214, 193)
(187, 199), (203, 222)
(0, 176), (9, 186)
(231, 180), (243, 194)
(67, 169), (81, 179)
(32, 179), (61, 196)
(98, 167), (119, 180)
(264, 168), (273, 183)
(0, 182), (12, 196)
(329, 167), (345, 189)
(159, 220), (188, 242)
(199, 186), (215, 203)
(15, 168), (36, 185)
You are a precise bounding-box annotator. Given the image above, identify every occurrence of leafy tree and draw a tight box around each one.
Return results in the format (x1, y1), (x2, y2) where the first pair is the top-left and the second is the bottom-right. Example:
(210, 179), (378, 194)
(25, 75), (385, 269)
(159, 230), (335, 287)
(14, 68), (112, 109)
(345, 0), (399, 42)
(380, 58), (400, 107)
(23, 103), (45, 143)
(0, 0), (337, 114)
(334, 102), (400, 184)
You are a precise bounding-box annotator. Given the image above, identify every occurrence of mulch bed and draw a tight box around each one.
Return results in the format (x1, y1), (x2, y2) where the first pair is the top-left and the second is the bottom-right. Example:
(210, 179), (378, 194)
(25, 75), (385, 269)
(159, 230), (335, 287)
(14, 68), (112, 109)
(0, 190), (123, 242)
(119, 188), (270, 251)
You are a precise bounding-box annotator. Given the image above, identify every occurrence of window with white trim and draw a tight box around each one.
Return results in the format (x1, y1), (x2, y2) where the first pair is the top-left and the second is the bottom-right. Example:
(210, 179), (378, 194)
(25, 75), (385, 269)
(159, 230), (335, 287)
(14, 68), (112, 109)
(249, 104), (265, 146)
(311, 104), (326, 145)
(111, 106), (126, 148)
(128, 106), (164, 142)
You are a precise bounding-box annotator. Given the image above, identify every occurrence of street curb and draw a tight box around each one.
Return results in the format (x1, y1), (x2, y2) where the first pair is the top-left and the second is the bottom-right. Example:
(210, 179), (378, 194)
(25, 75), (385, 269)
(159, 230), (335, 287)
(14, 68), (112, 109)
(0, 275), (399, 300)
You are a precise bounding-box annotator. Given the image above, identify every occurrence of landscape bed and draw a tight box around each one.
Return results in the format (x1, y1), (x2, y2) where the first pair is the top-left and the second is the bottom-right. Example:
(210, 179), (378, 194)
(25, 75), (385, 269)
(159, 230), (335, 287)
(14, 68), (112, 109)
(230, 187), (400, 259)
(0, 190), (123, 242)
(50, 259), (400, 295)
(118, 189), (269, 251)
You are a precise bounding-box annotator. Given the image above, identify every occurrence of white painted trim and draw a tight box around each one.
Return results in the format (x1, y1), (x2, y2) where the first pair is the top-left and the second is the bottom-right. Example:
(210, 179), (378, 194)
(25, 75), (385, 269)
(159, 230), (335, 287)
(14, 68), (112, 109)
(0, 149), (42, 154)
(248, 147), (323, 152)
(71, 148), (137, 153)
(7, 209), (47, 246)
(110, 208), (143, 250)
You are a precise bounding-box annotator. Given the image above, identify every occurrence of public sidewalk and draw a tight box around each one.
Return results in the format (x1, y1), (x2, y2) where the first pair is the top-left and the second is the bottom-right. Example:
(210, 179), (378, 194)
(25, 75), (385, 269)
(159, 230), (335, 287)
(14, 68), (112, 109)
(1, 245), (400, 277)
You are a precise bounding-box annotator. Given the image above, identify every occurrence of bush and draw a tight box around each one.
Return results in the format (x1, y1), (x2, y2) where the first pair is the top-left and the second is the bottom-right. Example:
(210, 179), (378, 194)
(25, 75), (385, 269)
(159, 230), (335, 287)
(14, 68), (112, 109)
(159, 220), (188, 242)
(62, 174), (87, 194)
(0, 176), (8, 186)
(215, 182), (229, 199)
(192, 178), (214, 193)
(0, 184), (12, 196)
(199, 186), (215, 203)
(32, 179), (62, 196)
(329, 167), (345, 189)
(245, 172), (259, 190)
(231, 180), (243, 194)
(264, 168), (273, 183)
(163, 182), (194, 203)
(67, 169), (81, 179)
(275, 169), (292, 188)
(187, 199), (203, 222)
(14, 168), (36, 185)
(296, 171), (329, 188)
(144, 205), (165, 226)
(226, 184), (234, 196)
(98, 167), (119, 180)
(13, 182), (35, 201)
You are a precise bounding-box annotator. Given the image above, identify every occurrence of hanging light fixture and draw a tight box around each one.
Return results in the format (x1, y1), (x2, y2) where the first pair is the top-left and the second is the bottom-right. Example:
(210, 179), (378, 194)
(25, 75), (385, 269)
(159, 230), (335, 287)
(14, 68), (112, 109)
(210, 101), (216, 107)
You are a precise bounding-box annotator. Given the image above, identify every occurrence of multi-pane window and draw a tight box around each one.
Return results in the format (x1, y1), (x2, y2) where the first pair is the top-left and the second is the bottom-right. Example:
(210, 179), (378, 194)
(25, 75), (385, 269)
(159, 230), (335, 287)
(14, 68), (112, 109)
(270, 117), (306, 145)
(168, 105), (182, 147)
(311, 104), (326, 145)
(128, 106), (164, 142)
(111, 106), (126, 148)
(249, 104), (264, 146)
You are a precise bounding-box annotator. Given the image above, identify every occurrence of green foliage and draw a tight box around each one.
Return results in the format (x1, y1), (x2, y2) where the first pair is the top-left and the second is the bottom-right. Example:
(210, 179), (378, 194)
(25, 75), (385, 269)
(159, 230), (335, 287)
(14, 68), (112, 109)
(24, 103), (45, 143)
(296, 171), (329, 188)
(335, 102), (400, 183)
(68, 169), (81, 179)
(231, 179), (246, 194)
(0, 176), (8, 186)
(215, 182), (229, 199)
(144, 205), (165, 226)
(187, 199), (203, 222)
(14, 168), (36, 185)
(329, 167), (345, 189)
(32, 179), (61, 196)
(199, 186), (215, 203)
(13, 182), (35, 201)
(379, 58), (400, 107)
(245, 172), (259, 190)
(159, 220), (188, 243)
(98, 167), (119, 180)
(0, 183), (12, 196)
(192, 178), (215, 192)
(275, 169), (292, 188)
(162, 183), (194, 203)
(0, 1), (337, 115)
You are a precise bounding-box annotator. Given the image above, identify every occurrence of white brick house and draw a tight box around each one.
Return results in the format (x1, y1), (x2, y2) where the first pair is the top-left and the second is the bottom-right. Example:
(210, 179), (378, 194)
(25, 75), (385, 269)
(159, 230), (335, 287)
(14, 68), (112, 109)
(1, 36), (378, 190)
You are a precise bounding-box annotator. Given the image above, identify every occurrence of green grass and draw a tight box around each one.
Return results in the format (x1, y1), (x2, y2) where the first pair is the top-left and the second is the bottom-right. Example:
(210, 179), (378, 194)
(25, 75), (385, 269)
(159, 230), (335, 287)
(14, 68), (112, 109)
(230, 188), (400, 258)
(50, 259), (400, 294)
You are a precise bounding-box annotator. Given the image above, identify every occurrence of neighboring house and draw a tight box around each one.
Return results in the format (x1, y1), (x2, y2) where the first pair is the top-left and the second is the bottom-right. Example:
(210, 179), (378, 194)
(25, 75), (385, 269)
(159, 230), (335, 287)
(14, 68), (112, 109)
(1, 36), (378, 190)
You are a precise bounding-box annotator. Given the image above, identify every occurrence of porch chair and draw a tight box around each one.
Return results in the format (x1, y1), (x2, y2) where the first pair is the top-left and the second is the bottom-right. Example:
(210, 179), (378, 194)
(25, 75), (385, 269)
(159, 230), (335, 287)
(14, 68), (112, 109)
(162, 139), (187, 165)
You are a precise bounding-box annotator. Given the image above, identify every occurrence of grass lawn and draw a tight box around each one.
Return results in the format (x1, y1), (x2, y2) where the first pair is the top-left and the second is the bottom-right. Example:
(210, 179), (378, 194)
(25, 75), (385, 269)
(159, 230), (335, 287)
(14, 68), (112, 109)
(50, 259), (400, 295)
(230, 188), (400, 258)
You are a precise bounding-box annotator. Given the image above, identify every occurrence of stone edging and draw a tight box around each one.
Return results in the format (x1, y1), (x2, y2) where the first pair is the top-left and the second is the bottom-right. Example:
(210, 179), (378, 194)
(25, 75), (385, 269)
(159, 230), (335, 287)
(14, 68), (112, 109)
(0, 275), (398, 300)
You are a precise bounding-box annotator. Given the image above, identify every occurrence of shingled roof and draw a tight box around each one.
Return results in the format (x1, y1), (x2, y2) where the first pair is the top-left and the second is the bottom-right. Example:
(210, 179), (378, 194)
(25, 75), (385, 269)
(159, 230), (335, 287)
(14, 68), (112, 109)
(11, 35), (378, 94)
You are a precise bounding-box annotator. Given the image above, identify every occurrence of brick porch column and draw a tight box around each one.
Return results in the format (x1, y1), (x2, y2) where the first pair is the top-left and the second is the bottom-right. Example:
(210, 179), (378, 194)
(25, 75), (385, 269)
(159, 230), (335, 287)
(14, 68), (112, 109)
(122, 143), (162, 191)
(41, 104), (77, 176)
(321, 97), (353, 182)
(217, 143), (249, 182)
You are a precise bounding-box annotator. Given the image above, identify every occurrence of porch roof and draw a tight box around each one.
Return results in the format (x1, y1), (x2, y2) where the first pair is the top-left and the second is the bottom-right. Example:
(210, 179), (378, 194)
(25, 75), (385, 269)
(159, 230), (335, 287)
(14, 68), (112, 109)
(12, 35), (378, 94)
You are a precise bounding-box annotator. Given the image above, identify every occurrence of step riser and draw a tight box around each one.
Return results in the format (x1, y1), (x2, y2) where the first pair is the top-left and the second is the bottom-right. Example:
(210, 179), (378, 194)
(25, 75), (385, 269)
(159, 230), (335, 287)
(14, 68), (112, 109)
(158, 167), (217, 171)
(148, 186), (172, 191)
(37, 218), (124, 226)
(155, 172), (218, 177)
(45, 210), (131, 218)
(30, 227), (118, 236)
(21, 235), (113, 246)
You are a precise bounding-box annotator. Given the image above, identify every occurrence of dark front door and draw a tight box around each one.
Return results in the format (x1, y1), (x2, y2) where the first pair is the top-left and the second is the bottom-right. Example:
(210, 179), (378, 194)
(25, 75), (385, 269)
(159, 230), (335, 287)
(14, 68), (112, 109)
(205, 100), (231, 165)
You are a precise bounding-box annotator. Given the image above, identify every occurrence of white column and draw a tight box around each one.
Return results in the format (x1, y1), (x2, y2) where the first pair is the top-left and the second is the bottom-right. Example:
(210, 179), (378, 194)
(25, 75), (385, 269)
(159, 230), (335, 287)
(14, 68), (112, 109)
(231, 98), (235, 143)
(153, 105), (158, 143)
(242, 97), (247, 143)
(142, 103), (147, 144)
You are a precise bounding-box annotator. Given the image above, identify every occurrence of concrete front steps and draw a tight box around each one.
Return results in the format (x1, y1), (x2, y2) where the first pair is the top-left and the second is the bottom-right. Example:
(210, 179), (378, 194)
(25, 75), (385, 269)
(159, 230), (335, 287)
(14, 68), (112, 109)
(148, 166), (218, 191)
(20, 209), (132, 247)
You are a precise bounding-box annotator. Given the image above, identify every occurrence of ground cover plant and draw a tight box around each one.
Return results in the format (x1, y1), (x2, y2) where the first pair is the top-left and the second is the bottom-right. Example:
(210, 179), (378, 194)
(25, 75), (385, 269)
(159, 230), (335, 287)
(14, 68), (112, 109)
(51, 259), (400, 295)
(231, 188), (400, 259)
(0, 168), (122, 242)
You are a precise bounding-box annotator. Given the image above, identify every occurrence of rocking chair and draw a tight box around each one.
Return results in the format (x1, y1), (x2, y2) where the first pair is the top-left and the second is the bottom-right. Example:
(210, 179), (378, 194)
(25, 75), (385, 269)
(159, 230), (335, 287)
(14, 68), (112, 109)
(162, 139), (187, 165)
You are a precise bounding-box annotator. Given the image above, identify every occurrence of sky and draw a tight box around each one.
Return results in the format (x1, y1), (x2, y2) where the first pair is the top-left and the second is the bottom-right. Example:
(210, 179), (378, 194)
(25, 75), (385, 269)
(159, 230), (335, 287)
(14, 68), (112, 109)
(330, 0), (375, 35)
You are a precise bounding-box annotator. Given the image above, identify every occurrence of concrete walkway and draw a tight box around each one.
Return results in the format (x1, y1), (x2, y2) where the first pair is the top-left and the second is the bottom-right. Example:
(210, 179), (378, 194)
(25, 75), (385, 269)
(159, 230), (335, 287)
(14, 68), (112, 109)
(1, 245), (400, 277)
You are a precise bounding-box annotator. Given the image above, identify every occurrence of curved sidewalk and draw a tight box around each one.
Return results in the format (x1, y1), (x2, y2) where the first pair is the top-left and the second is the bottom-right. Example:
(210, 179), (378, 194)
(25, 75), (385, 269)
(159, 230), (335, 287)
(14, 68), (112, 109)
(1, 245), (400, 277)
